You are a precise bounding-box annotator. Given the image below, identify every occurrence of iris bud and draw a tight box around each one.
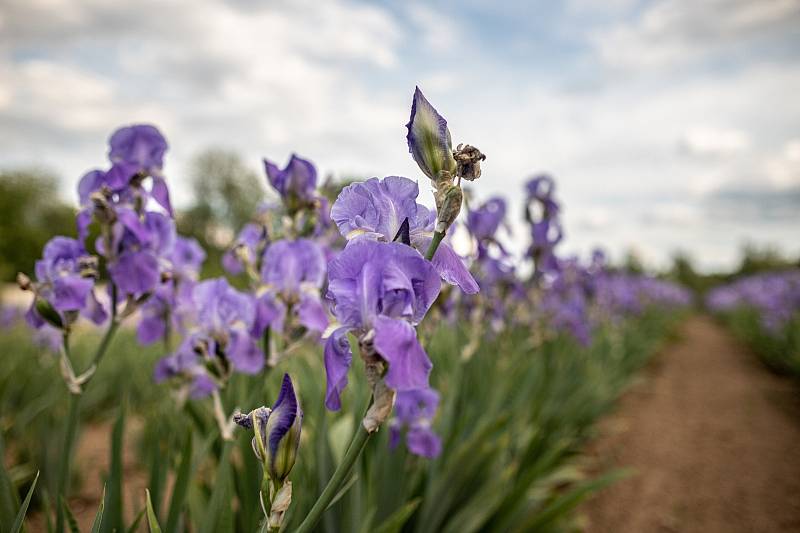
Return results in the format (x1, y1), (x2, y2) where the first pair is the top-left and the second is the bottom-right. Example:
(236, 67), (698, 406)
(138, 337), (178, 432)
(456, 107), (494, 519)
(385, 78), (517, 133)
(235, 373), (303, 483)
(34, 297), (64, 329)
(406, 87), (456, 181)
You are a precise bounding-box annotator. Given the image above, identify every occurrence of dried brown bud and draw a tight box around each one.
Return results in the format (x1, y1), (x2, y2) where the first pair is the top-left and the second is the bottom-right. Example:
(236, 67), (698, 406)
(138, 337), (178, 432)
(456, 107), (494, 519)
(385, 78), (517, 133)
(453, 143), (486, 182)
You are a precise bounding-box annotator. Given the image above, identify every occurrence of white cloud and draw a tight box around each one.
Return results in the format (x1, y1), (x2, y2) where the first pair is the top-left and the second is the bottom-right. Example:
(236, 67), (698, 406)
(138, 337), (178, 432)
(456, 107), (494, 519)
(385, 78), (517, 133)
(680, 126), (750, 157)
(0, 0), (798, 270)
(764, 139), (800, 188)
(592, 0), (800, 71)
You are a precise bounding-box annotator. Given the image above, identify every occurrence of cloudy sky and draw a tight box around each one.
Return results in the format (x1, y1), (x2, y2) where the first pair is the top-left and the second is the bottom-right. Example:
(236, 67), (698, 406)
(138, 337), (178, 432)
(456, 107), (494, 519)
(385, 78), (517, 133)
(1, 0), (799, 270)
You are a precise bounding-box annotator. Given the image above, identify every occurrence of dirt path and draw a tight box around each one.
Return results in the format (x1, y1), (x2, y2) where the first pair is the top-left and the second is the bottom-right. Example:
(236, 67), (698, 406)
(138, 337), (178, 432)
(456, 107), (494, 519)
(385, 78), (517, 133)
(583, 314), (800, 533)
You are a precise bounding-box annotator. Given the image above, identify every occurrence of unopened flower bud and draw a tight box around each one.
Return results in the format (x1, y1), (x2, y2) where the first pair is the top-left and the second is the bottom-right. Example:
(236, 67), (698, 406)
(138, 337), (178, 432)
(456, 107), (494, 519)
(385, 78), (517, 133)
(406, 87), (456, 181)
(235, 374), (302, 483)
(34, 297), (64, 329)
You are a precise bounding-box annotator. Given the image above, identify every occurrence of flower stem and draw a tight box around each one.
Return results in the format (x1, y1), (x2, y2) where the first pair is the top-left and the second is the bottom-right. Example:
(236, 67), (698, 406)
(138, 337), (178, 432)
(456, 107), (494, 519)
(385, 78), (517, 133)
(54, 392), (81, 533)
(425, 231), (445, 261)
(54, 286), (121, 533)
(293, 423), (371, 533)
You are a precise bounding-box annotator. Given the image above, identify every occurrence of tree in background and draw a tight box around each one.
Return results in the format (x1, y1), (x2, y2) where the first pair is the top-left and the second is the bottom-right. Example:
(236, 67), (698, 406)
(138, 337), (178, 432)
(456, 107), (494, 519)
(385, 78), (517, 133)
(0, 170), (76, 282)
(178, 149), (266, 277)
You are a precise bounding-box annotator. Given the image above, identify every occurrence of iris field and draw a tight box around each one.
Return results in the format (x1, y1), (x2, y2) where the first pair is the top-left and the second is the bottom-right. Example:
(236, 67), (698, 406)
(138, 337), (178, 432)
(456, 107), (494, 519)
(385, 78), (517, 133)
(3, 88), (708, 532)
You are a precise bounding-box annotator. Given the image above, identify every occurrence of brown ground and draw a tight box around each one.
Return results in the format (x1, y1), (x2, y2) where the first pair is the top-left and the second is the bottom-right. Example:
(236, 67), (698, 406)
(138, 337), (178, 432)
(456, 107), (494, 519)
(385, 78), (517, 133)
(583, 314), (800, 533)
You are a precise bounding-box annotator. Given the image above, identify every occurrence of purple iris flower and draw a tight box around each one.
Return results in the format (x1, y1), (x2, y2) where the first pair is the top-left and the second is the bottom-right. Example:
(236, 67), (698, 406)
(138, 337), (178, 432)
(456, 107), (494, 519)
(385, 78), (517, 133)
(109, 124), (168, 174)
(323, 240), (441, 410)
(406, 87), (456, 180)
(467, 197), (507, 244)
(136, 236), (205, 345)
(330, 176), (478, 294)
(153, 277), (263, 392)
(525, 175), (563, 276)
(109, 124), (171, 213)
(76, 125), (172, 242)
(253, 238), (328, 336)
(234, 373), (303, 482)
(264, 154), (318, 214)
(107, 211), (176, 299)
(26, 236), (106, 329)
(389, 387), (442, 458)
(153, 335), (217, 397)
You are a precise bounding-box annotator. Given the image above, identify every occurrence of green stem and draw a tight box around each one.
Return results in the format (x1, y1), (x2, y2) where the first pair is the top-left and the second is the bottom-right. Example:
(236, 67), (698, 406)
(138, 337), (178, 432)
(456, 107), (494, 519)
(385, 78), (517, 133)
(88, 318), (121, 371)
(424, 231), (446, 261)
(293, 424), (371, 533)
(54, 285), (121, 533)
(54, 393), (80, 533)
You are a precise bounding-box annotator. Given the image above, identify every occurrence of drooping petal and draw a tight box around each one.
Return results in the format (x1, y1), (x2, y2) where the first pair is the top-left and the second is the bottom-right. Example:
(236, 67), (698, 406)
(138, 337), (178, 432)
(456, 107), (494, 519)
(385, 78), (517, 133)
(151, 177), (173, 216)
(405, 87), (456, 180)
(77, 169), (106, 205)
(406, 425), (442, 458)
(373, 316), (431, 392)
(51, 276), (93, 311)
(324, 327), (353, 411)
(227, 330), (264, 374)
(252, 293), (286, 337)
(415, 236), (479, 295)
(110, 250), (160, 297)
(137, 313), (167, 345)
(296, 293), (328, 333)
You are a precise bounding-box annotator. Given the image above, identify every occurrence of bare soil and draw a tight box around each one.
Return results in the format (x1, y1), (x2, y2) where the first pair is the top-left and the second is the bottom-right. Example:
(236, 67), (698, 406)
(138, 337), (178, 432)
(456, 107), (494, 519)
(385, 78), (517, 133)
(583, 315), (800, 532)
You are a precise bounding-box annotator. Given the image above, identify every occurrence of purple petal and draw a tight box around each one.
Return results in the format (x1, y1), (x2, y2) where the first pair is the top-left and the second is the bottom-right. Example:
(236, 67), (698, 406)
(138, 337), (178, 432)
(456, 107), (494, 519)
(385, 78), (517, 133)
(108, 124), (168, 173)
(151, 177), (173, 216)
(324, 327), (352, 411)
(406, 425), (442, 458)
(266, 374), (300, 458)
(77, 169), (106, 205)
(83, 290), (108, 325)
(415, 237), (479, 295)
(190, 374), (217, 398)
(76, 210), (93, 244)
(110, 250), (160, 297)
(51, 276), (93, 311)
(252, 293), (286, 337)
(330, 176), (421, 242)
(373, 316), (431, 392)
(137, 314), (166, 345)
(227, 330), (264, 374)
(261, 239), (326, 294)
(297, 293), (328, 333)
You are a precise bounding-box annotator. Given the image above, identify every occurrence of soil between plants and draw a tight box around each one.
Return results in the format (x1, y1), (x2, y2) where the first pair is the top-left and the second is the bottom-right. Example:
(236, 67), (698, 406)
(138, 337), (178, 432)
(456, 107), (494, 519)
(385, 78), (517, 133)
(583, 315), (800, 533)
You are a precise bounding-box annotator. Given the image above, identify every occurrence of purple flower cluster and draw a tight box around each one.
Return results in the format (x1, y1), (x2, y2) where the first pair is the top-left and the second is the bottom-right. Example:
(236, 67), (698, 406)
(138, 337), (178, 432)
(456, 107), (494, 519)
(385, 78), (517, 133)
(525, 175), (563, 277)
(707, 271), (800, 332)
